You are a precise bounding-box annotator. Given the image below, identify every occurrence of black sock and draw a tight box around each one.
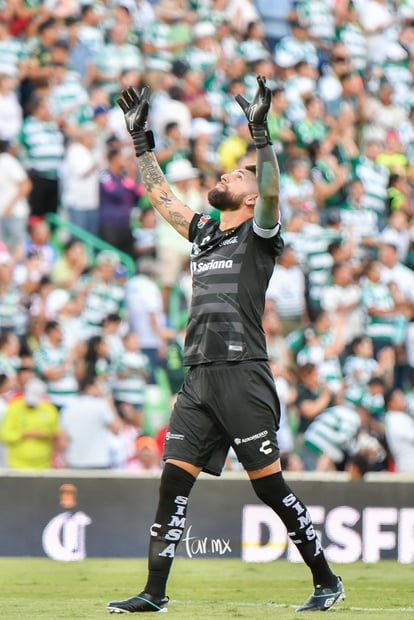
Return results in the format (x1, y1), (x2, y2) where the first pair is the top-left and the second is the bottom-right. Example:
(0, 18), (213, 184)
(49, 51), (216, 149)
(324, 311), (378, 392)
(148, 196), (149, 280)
(251, 472), (336, 587)
(144, 463), (196, 597)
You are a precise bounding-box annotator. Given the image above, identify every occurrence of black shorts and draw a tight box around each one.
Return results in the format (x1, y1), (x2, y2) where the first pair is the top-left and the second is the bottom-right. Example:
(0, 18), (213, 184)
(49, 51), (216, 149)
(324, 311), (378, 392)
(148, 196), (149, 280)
(163, 360), (281, 476)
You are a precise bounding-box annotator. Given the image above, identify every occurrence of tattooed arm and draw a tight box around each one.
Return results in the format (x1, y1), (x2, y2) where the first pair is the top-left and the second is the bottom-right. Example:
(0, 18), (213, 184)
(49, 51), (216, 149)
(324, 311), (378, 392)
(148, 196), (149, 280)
(117, 85), (195, 239)
(137, 152), (196, 238)
(254, 144), (280, 229)
(236, 75), (281, 229)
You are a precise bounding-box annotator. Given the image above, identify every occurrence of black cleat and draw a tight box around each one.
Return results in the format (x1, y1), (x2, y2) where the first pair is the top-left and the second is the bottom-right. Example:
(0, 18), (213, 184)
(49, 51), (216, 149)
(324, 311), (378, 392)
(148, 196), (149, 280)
(106, 591), (169, 613)
(296, 576), (345, 612)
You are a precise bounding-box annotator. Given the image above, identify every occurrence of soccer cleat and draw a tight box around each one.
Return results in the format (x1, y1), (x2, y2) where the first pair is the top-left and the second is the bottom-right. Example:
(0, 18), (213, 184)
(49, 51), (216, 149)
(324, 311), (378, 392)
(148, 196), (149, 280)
(106, 591), (169, 613)
(296, 576), (345, 612)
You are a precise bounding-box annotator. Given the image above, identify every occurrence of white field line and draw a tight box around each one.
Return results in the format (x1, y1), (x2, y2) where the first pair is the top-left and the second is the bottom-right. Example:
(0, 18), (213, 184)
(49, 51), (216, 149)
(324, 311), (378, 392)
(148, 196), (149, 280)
(172, 600), (414, 613)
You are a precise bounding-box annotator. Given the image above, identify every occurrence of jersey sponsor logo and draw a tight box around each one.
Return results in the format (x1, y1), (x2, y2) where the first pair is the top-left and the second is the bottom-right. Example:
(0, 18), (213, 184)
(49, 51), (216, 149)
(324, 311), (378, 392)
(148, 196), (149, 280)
(192, 235), (212, 256)
(165, 432), (185, 441)
(228, 344), (243, 352)
(191, 259), (233, 274)
(259, 440), (272, 455)
(219, 236), (238, 247)
(234, 430), (268, 445)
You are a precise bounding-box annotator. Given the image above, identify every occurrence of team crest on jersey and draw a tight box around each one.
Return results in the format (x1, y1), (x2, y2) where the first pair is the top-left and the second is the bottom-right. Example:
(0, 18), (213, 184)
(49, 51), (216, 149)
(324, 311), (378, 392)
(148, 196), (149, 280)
(192, 234), (212, 256)
(197, 215), (211, 229)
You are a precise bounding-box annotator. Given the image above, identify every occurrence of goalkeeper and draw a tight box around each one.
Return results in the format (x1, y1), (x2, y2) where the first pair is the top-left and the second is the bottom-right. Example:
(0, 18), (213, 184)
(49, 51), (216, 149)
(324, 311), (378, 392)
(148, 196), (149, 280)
(107, 76), (344, 614)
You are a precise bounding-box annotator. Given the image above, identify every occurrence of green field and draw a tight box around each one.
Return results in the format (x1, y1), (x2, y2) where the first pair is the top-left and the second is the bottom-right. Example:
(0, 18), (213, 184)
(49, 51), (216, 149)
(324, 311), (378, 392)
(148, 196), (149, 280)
(1, 558), (413, 619)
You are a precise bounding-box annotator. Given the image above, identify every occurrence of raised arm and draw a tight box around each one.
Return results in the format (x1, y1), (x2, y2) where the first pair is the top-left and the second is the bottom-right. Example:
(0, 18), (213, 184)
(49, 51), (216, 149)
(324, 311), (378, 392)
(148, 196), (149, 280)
(117, 86), (196, 239)
(236, 76), (280, 229)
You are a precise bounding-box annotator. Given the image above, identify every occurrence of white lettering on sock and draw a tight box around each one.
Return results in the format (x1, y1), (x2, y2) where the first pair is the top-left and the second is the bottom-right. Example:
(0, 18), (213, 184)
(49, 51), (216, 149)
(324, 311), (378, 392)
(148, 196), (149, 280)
(150, 523), (161, 536)
(175, 495), (188, 506)
(305, 524), (317, 541)
(168, 515), (186, 528)
(159, 543), (175, 558)
(298, 511), (312, 529)
(157, 494), (189, 555)
(165, 528), (182, 541)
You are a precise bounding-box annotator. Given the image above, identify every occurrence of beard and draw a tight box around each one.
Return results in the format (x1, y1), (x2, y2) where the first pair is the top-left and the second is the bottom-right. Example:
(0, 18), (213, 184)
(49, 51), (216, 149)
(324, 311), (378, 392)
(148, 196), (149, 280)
(207, 186), (242, 211)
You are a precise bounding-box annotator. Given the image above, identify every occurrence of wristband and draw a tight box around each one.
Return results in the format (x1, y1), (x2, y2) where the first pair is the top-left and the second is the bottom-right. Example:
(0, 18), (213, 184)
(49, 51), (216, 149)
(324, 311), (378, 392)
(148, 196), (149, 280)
(249, 123), (272, 149)
(131, 129), (155, 157)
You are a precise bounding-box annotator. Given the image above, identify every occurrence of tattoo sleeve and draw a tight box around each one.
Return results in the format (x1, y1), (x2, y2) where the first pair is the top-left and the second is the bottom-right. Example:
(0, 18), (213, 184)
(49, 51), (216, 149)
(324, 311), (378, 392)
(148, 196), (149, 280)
(137, 152), (193, 237)
(254, 144), (281, 229)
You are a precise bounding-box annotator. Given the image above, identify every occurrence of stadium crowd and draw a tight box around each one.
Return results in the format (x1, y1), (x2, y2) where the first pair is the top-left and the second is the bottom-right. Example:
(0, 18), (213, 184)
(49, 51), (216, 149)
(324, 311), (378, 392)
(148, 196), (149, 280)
(0, 0), (414, 476)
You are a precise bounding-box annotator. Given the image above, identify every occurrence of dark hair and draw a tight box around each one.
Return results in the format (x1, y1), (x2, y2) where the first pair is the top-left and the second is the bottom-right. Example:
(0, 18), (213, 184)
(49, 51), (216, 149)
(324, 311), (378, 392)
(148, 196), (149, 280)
(79, 372), (97, 393)
(103, 313), (121, 324)
(164, 121), (179, 133)
(312, 307), (328, 323)
(170, 62), (189, 80)
(294, 60), (309, 72)
(327, 240), (342, 255)
(38, 17), (56, 32)
(38, 275), (52, 289)
(84, 335), (103, 363)
(27, 93), (46, 115)
(349, 335), (369, 353)
(80, 4), (93, 17)
(297, 362), (317, 379)
(367, 376), (385, 388)
(45, 320), (60, 334)
(245, 20), (261, 38)
(347, 452), (370, 477)
(388, 173), (402, 187)
(52, 39), (70, 51)
(271, 86), (285, 97)
(107, 147), (121, 162)
(0, 373), (8, 388)
(340, 72), (353, 84)
(307, 139), (321, 163)
(64, 237), (82, 252)
(303, 95), (317, 108)
(384, 387), (403, 409)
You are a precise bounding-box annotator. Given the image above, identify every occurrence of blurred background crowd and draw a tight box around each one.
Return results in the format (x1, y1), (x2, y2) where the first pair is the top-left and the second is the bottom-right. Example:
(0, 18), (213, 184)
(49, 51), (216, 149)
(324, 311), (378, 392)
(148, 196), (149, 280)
(0, 0), (414, 478)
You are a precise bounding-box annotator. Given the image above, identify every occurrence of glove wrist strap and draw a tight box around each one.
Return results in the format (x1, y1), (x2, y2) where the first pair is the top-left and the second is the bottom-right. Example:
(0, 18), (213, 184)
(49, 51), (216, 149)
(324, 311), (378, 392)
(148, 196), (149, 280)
(131, 130), (155, 157)
(249, 123), (272, 149)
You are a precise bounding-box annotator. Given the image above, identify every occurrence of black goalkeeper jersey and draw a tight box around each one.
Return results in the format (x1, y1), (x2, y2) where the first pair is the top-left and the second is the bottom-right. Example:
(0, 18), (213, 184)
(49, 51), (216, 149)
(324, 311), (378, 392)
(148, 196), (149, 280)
(184, 214), (284, 365)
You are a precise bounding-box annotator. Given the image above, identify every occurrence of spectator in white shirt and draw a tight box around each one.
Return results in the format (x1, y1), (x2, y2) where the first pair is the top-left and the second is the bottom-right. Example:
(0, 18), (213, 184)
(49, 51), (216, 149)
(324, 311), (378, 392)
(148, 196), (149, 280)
(0, 139), (31, 253)
(125, 258), (168, 383)
(379, 241), (414, 301)
(60, 373), (122, 469)
(266, 243), (307, 336)
(60, 124), (102, 236)
(0, 74), (23, 143)
(320, 261), (363, 344)
(384, 388), (414, 472)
